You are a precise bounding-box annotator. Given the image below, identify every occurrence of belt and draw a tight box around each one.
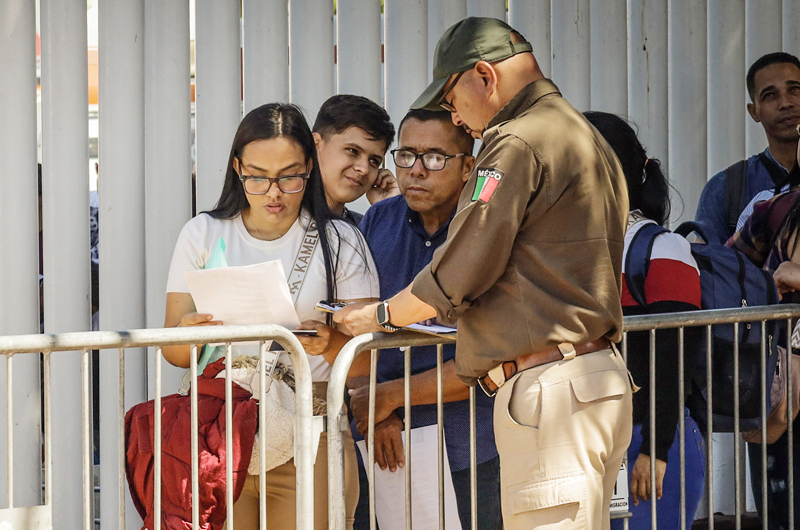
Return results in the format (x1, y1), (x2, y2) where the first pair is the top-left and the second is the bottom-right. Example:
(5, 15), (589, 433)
(477, 338), (611, 397)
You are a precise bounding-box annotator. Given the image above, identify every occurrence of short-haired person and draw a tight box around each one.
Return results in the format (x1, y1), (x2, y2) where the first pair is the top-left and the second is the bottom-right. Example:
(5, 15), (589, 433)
(313, 95), (397, 225)
(695, 52), (800, 244)
(350, 108), (501, 530)
(163, 103), (379, 529)
(337, 17), (633, 530)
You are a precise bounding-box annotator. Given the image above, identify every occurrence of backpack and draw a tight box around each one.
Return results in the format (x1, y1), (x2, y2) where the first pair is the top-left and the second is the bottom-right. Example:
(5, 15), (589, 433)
(625, 220), (780, 433)
(724, 153), (789, 235)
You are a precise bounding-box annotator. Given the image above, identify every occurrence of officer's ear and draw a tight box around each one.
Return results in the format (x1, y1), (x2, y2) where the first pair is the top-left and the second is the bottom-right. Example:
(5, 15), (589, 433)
(473, 61), (498, 99)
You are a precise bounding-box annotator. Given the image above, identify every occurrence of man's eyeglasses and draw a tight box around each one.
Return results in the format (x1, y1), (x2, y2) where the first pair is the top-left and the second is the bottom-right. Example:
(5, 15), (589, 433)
(239, 173), (309, 194)
(391, 149), (468, 171)
(437, 70), (466, 113)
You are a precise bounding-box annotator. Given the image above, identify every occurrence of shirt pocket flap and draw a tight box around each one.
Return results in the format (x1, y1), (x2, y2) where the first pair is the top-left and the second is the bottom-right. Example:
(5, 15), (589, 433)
(570, 370), (627, 403)
(508, 473), (585, 515)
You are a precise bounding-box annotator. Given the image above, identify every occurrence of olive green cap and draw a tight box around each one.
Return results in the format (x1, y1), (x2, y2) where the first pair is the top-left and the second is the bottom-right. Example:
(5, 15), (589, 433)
(411, 17), (533, 111)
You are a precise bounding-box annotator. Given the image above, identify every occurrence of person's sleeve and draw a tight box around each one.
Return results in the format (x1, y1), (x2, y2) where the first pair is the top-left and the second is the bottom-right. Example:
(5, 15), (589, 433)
(694, 172), (730, 245)
(331, 221), (380, 300)
(638, 234), (701, 462)
(412, 134), (540, 323)
(165, 216), (209, 293)
(726, 198), (773, 269)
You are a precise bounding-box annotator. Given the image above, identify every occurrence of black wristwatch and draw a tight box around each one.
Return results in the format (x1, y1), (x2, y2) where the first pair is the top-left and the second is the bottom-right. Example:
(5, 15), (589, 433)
(376, 301), (400, 332)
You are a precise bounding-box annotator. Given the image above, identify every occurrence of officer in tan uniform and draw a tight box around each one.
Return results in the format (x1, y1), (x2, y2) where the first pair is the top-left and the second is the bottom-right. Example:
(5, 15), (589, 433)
(337, 17), (633, 530)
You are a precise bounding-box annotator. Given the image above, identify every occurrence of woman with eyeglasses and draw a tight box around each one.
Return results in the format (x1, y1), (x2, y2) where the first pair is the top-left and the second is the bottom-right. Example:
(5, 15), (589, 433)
(162, 103), (378, 529)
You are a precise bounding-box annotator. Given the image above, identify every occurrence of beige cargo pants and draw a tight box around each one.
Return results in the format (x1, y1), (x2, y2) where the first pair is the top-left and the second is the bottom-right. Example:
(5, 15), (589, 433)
(493, 347), (633, 530)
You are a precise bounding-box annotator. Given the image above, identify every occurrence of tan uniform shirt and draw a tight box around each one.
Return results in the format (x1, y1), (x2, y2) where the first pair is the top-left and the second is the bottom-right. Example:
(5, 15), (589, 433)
(412, 79), (629, 385)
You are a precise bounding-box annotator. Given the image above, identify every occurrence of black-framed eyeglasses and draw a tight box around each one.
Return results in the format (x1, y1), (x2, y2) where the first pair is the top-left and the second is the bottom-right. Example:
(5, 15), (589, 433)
(437, 70), (466, 113)
(238, 173), (310, 194)
(391, 149), (468, 171)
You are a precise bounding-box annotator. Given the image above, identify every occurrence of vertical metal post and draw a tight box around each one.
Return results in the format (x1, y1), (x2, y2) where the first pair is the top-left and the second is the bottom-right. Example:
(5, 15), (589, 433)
(119, 348), (127, 527)
(733, 323), (741, 529)
(0, 0), (41, 507)
(98, 1), (147, 526)
(40, 0), (90, 525)
(787, 318), (795, 529)
(194, 0), (242, 212)
(155, 347), (162, 530)
(290, 0), (335, 119)
(44, 353), (53, 508)
(551, 0), (590, 110)
(225, 343), (234, 526)
(627, 0), (668, 181)
(405, 347), (412, 530)
(437, 344), (445, 530)
(190, 344), (200, 529)
(242, 0), (290, 113)
(508, 0), (551, 76)
(337, 0), (382, 104)
(706, 325), (715, 530)
(668, 0), (708, 224)
(761, 323), (768, 529)
(649, 330), (657, 528)
(144, 0), (192, 398)
(368, 349), (378, 530)
(589, 0), (628, 115)
(469, 386), (477, 530)
(82, 348), (92, 530)
(4, 354), (12, 508)
(678, 327), (686, 530)
(259, 341), (268, 530)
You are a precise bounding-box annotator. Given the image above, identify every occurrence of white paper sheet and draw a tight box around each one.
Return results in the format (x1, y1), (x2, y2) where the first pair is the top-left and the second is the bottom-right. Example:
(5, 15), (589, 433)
(356, 424), (462, 530)
(184, 260), (300, 329)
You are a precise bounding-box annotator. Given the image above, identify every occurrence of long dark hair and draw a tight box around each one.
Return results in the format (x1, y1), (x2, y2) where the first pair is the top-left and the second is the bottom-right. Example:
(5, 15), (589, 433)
(204, 103), (340, 300)
(584, 111), (671, 226)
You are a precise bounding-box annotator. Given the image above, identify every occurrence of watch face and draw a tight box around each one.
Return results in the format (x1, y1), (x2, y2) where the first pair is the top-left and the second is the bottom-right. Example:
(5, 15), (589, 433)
(377, 302), (388, 325)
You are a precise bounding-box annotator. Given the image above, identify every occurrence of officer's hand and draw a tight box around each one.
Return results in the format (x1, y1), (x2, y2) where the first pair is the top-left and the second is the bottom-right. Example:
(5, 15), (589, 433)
(630, 453), (667, 505)
(366, 413), (405, 472)
(334, 302), (382, 336)
(366, 169), (400, 205)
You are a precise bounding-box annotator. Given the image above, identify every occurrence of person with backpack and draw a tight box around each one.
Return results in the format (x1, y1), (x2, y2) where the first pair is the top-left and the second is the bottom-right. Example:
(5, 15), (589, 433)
(695, 52), (800, 245)
(585, 112), (706, 530)
(726, 129), (800, 530)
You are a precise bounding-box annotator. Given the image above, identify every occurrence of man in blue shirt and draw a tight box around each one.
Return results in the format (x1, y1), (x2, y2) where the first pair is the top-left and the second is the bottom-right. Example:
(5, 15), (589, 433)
(695, 52), (800, 244)
(351, 108), (500, 530)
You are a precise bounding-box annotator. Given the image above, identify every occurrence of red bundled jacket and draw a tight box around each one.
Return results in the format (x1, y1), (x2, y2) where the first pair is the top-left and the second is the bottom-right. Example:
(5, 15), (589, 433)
(125, 359), (258, 529)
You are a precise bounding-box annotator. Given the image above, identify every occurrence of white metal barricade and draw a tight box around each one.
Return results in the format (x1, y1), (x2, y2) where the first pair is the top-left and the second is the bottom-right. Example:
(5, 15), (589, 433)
(327, 305), (800, 530)
(0, 324), (315, 530)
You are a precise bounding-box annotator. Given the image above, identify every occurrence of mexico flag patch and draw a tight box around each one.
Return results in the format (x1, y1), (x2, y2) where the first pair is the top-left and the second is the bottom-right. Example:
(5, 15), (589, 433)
(471, 167), (504, 203)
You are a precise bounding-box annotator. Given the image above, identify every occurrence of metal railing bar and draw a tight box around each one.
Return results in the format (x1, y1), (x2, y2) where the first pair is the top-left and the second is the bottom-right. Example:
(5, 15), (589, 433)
(404, 346), (412, 530)
(225, 342), (234, 528)
(259, 340), (268, 530)
(733, 323), (741, 529)
(5, 353), (13, 508)
(649, 329), (657, 528)
(469, 386), (477, 530)
(706, 325), (714, 530)
(82, 347), (92, 530)
(787, 318), (794, 529)
(154, 347), (162, 530)
(437, 344), (444, 530)
(44, 352), (52, 508)
(0, 323), (351, 354)
(678, 327), (686, 530)
(119, 347), (127, 528)
(190, 344), (199, 530)
(622, 305), (800, 332)
(760, 324), (768, 530)
(368, 348), (377, 530)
